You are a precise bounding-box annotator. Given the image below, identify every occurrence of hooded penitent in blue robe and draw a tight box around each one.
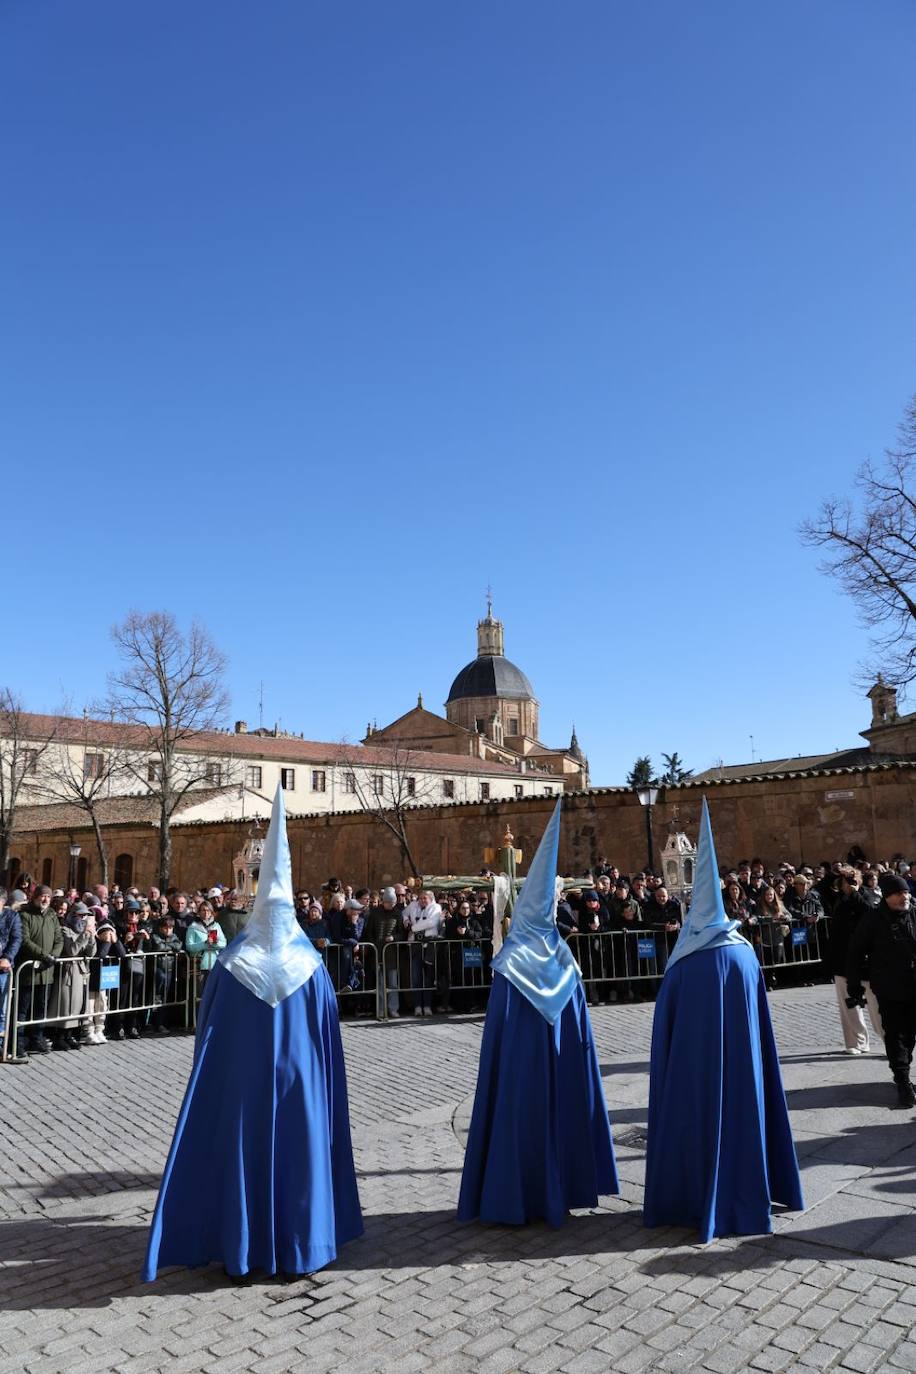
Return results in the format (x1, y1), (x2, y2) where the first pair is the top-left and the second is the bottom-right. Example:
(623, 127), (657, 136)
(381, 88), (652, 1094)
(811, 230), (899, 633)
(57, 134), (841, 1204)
(643, 799), (803, 1242)
(143, 788), (362, 1280)
(457, 800), (618, 1226)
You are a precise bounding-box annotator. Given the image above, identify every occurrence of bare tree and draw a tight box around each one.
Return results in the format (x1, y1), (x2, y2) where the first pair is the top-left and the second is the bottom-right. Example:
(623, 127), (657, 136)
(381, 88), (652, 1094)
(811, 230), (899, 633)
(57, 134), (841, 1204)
(339, 741), (440, 880)
(0, 690), (57, 879)
(33, 709), (134, 887)
(801, 396), (916, 693)
(104, 612), (230, 888)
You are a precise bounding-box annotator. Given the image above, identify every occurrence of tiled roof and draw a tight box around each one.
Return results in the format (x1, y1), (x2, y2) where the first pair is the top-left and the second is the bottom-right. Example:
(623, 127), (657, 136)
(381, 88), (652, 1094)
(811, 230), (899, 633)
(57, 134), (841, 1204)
(14, 712), (523, 777)
(687, 748), (912, 785)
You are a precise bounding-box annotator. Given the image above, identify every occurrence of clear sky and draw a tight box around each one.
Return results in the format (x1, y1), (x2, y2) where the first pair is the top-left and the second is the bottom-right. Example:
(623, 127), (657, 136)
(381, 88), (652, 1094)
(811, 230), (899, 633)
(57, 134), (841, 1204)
(3, 1), (915, 784)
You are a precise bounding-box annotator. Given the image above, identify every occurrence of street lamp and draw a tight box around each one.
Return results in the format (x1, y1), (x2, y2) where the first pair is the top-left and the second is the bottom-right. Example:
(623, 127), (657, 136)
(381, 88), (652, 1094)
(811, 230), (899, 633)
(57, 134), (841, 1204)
(68, 842), (81, 892)
(635, 785), (659, 874)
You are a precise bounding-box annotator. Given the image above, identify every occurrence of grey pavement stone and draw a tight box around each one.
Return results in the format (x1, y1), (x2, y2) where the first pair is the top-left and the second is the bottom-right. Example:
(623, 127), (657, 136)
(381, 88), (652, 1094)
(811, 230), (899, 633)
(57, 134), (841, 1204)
(2, 986), (916, 1374)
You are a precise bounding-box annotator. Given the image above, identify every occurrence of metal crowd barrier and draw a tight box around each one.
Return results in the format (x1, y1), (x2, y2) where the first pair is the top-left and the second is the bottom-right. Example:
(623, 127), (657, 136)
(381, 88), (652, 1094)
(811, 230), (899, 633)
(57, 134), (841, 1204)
(187, 944), (383, 1024)
(379, 937), (493, 1019)
(6, 950), (192, 1059)
(568, 916), (826, 998)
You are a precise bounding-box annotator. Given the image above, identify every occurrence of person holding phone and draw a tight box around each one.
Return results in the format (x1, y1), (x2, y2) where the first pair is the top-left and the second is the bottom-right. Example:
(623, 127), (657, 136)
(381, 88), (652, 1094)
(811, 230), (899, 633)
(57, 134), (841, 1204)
(185, 900), (227, 994)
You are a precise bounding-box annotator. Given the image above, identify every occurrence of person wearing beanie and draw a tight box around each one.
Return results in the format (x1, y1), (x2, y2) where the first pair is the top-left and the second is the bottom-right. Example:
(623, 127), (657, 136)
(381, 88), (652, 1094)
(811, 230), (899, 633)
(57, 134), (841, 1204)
(847, 872), (916, 1107)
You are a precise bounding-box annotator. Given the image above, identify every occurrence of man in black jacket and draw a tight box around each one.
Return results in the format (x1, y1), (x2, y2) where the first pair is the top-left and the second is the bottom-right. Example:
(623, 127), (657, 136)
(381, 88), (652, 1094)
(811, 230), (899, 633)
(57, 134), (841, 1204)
(847, 873), (916, 1107)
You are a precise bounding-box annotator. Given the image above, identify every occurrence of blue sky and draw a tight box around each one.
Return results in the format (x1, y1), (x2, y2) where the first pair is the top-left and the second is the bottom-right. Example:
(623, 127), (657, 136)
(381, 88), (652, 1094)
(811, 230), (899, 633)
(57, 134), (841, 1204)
(3, 0), (915, 783)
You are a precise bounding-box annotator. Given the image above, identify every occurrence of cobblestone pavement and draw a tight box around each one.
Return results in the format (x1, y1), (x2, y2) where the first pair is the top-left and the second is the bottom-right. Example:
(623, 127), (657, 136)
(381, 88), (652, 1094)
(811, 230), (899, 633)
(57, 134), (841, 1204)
(2, 985), (916, 1374)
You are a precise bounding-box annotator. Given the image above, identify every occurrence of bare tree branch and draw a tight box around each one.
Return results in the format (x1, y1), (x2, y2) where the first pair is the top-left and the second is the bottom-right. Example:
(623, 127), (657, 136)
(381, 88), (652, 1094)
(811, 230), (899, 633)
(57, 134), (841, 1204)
(103, 612), (231, 887)
(0, 691), (58, 878)
(800, 395), (916, 694)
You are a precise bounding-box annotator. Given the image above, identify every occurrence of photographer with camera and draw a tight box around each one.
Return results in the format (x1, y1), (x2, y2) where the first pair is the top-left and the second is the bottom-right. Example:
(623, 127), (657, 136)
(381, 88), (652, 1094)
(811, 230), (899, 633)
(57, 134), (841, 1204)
(847, 873), (916, 1107)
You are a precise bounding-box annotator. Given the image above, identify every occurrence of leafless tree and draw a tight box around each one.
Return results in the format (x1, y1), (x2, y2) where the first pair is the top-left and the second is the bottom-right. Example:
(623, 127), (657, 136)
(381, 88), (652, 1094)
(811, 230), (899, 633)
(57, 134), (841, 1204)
(339, 741), (440, 880)
(33, 709), (135, 887)
(104, 612), (230, 888)
(0, 690), (57, 879)
(801, 395), (916, 693)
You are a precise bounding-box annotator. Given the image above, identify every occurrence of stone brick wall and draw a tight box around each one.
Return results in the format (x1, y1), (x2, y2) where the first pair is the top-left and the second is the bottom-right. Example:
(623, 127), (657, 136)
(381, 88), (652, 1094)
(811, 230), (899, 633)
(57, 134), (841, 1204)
(10, 765), (916, 893)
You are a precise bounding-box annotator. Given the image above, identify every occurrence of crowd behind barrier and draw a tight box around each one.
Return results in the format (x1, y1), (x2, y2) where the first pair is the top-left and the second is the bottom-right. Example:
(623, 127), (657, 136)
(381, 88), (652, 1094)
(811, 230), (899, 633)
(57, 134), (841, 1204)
(1, 847), (912, 1059)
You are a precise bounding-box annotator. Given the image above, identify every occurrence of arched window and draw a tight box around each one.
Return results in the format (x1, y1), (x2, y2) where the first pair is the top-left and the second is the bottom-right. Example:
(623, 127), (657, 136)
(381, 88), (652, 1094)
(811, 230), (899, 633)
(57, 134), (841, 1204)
(114, 853), (134, 890)
(76, 856), (89, 892)
(7, 857), (21, 887)
(41, 856), (53, 886)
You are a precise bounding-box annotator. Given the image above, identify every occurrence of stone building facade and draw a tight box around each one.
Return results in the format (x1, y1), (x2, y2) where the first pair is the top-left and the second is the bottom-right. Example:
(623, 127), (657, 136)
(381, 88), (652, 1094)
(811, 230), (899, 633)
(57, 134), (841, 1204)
(12, 759), (916, 895)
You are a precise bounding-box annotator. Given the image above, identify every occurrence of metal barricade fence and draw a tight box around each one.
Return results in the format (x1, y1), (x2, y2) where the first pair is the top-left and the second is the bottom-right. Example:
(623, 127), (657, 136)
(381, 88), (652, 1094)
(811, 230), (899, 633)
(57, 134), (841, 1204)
(380, 937), (493, 1019)
(7, 950), (192, 1058)
(188, 944), (381, 1025)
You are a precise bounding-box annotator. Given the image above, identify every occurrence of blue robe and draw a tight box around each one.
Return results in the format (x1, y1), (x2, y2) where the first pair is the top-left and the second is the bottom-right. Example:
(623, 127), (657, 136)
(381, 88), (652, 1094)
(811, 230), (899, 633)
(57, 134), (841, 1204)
(143, 958), (362, 1279)
(643, 942), (803, 1242)
(457, 972), (618, 1226)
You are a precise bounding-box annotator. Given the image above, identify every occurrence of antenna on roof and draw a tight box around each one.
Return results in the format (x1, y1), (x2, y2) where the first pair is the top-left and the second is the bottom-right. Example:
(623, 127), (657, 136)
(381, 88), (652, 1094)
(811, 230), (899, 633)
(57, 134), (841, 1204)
(750, 734), (756, 763)
(258, 681), (264, 731)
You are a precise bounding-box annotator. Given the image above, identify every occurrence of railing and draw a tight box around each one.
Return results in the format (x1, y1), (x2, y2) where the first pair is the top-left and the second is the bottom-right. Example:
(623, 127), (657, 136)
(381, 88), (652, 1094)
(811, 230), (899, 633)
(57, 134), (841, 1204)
(6, 950), (192, 1059)
(379, 937), (494, 1019)
(1, 917), (831, 1058)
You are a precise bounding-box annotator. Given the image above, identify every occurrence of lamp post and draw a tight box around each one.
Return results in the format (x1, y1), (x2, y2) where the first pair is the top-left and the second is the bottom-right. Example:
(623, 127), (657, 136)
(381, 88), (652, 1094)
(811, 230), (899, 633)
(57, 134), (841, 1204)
(68, 842), (81, 892)
(635, 785), (659, 874)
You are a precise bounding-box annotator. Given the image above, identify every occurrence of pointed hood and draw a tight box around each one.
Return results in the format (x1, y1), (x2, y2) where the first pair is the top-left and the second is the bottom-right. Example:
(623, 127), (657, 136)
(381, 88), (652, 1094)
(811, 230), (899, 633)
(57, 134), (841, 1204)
(490, 798), (581, 1024)
(665, 797), (749, 971)
(221, 785), (322, 1006)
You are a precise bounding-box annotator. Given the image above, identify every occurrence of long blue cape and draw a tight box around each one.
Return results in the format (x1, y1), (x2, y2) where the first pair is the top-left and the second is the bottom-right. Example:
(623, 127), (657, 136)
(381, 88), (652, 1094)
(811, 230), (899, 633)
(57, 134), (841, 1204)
(643, 942), (803, 1242)
(143, 957), (362, 1279)
(457, 972), (618, 1226)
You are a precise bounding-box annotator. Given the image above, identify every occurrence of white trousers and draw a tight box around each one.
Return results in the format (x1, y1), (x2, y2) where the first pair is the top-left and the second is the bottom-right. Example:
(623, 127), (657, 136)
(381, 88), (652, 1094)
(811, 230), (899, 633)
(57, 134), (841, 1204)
(834, 976), (884, 1051)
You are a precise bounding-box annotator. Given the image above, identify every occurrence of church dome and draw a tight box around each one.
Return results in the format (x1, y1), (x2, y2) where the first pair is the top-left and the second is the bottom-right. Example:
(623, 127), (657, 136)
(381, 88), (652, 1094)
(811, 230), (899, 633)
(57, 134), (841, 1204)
(447, 655), (534, 703)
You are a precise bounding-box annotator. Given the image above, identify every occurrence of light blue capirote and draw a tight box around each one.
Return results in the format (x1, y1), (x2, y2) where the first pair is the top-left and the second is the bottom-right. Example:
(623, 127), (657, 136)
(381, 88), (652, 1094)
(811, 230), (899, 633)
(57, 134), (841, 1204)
(220, 784), (322, 1005)
(490, 798), (580, 1024)
(664, 797), (749, 972)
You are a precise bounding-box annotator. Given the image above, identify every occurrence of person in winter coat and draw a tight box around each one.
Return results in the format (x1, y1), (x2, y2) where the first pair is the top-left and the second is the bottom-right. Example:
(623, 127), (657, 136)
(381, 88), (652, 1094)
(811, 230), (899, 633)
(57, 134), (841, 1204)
(404, 890), (444, 1016)
(0, 888), (23, 1061)
(15, 885), (63, 1055)
(830, 870), (882, 1054)
(185, 900), (227, 1001)
(54, 903), (97, 1050)
(86, 920), (128, 1044)
(149, 913), (184, 1034)
(606, 879), (643, 1001)
(847, 873), (916, 1107)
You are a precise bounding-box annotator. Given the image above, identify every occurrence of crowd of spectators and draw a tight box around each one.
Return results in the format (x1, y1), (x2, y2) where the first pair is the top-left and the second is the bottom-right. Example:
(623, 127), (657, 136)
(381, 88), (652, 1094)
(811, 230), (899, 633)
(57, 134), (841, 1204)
(2, 849), (915, 1062)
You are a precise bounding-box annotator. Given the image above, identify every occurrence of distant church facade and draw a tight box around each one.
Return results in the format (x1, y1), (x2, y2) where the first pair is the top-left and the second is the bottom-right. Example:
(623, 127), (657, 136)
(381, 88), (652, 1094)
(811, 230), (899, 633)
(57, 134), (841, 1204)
(366, 604), (589, 791)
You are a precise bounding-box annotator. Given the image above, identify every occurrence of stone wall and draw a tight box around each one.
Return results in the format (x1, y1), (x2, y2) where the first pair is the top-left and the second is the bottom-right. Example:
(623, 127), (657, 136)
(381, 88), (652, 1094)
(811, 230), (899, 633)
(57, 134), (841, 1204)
(10, 764), (916, 894)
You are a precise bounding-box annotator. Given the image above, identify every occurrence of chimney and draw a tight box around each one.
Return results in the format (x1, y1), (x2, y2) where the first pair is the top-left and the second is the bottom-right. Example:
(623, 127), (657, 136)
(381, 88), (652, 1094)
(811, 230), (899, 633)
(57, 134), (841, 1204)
(235, 720), (248, 734)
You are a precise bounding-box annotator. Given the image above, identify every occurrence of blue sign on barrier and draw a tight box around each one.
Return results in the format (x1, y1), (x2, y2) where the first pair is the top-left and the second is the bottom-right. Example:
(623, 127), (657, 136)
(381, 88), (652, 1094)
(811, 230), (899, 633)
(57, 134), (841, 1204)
(637, 938), (657, 959)
(791, 927), (809, 947)
(463, 945), (483, 969)
(100, 965), (120, 991)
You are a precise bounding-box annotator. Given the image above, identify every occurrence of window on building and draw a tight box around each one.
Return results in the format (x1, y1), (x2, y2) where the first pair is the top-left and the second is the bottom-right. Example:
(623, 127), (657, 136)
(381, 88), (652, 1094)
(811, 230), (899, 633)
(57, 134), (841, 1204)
(19, 748), (39, 777)
(343, 772), (356, 794)
(475, 717), (485, 733)
(544, 786), (554, 796)
(508, 717), (520, 736)
(443, 779), (455, 799)
(246, 765), (262, 788)
(114, 852), (134, 889)
(372, 774), (385, 796)
(76, 856), (88, 891)
(41, 856), (53, 885)
(406, 776), (416, 797)
(205, 761), (222, 786)
(281, 768), (296, 790)
(148, 759), (163, 783)
(311, 769), (326, 792)
(480, 782), (490, 801)
(514, 784), (523, 799)
(83, 752), (106, 781)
